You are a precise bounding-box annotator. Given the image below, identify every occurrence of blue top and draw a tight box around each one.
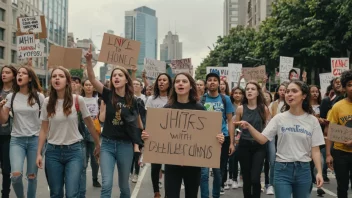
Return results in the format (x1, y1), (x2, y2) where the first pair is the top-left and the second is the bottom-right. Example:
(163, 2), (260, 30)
(203, 94), (234, 136)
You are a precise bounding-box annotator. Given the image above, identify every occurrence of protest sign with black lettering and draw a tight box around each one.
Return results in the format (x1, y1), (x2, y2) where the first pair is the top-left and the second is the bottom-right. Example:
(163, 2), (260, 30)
(242, 66), (266, 82)
(319, 73), (334, 97)
(331, 58), (349, 77)
(328, 123), (352, 143)
(279, 56), (294, 82)
(18, 16), (42, 33)
(143, 108), (222, 168)
(17, 35), (44, 59)
(206, 67), (229, 81)
(98, 33), (141, 69)
(228, 63), (242, 87)
(170, 58), (193, 75)
(144, 58), (166, 82)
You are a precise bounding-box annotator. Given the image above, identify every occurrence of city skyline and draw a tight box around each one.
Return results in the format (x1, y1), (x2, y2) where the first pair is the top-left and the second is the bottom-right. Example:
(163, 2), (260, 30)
(160, 31), (182, 61)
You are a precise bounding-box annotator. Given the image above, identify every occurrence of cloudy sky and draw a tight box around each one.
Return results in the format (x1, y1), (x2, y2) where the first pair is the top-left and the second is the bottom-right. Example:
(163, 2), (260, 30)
(68, 0), (223, 69)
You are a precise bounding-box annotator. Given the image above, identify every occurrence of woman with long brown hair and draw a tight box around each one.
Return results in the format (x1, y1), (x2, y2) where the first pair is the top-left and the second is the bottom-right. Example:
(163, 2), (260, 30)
(220, 80), (230, 96)
(0, 66), (44, 198)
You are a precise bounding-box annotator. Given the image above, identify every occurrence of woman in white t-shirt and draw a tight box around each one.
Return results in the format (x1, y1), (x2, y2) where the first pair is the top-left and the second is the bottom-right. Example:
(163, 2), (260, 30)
(36, 67), (100, 198)
(236, 81), (325, 198)
(0, 66), (44, 198)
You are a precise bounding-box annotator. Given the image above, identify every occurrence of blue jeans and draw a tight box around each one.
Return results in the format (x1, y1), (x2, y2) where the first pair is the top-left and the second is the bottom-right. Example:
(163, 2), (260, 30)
(266, 139), (276, 187)
(200, 168), (221, 198)
(45, 142), (85, 198)
(100, 137), (133, 198)
(274, 162), (312, 198)
(79, 141), (99, 198)
(10, 136), (38, 198)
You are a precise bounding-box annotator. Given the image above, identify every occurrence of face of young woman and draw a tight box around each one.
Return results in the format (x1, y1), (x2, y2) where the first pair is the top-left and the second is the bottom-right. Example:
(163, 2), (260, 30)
(51, 69), (68, 91)
(196, 80), (205, 93)
(83, 80), (94, 95)
(245, 83), (259, 100)
(310, 86), (319, 101)
(233, 89), (243, 102)
(17, 68), (30, 87)
(285, 83), (306, 108)
(1, 67), (15, 84)
(220, 81), (226, 92)
(174, 74), (191, 97)
(133, 80), (142, 93)
(111, 69), (127, 89)
(264, 92), (272, 104)
(157, 75), (169, 92)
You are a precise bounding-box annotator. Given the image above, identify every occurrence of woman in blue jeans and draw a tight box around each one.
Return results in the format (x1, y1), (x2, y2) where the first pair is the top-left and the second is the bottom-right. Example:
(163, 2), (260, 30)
(0, 66), (44, 198)
(236, 81), (325, 198)
(36, 67), (100, 198)
(85, 46), (143, 198)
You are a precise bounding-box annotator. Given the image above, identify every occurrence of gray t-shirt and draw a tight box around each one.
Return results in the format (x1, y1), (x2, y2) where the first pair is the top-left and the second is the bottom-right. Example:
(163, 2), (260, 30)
(0, 90), (12, 135)
(262, 111), (325, 162)
(145, 95), (168, 109)
(5, 92), (45, 137)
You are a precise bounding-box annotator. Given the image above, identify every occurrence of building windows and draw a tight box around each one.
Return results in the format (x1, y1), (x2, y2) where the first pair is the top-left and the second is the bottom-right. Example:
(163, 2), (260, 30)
(231, 17), (238, 22)
(0, 8), (5, 22)
(231, 11), (238, 16)
(0, 46), (4, 59)
(12, 32), (16, 44)
(11, 50), (16, 63)
(0, 28), (5, 41)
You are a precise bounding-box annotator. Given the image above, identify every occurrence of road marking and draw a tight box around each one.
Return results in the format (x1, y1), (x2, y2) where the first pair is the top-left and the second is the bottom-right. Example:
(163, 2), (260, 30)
(312, 187), (337, 197)
(131, 164), (149, 198)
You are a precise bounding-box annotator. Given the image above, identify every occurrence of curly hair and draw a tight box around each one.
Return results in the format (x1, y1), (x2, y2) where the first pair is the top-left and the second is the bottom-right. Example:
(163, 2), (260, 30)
(341, 70), (352, 88)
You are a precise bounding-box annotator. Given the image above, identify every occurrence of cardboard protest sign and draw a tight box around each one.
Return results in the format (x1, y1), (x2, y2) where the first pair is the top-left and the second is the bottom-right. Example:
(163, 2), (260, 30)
(17, 35), (44, 59)
(228, 63), (242, 88)
(206, 67), (228, 81)
(170, 58), (193, 75)
(319, 73), (334, 97)
(17, 16), (47, 39)
(144, 58), (166, 82)
(242, 66), (266, 82)
(98, 33), (141, 69)
(48, 45), (82, 69)
(328, 123), (352, 143)
(279, 56), (294, 82)
(143, 108), (222, 168)
(331, 58), (349, 77)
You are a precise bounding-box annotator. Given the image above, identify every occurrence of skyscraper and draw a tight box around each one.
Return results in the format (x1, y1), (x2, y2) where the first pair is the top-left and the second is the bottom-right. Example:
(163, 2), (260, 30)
(246, 0), (273, 29)
(160, 31), (182, 61)
(125, 6), (158, 74)
(223, 0), (247, 35)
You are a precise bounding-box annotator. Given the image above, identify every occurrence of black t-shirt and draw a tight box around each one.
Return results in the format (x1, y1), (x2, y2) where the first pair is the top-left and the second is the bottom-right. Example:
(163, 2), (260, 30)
(164, 101), (205, 111)
(101, 87), (142, 145)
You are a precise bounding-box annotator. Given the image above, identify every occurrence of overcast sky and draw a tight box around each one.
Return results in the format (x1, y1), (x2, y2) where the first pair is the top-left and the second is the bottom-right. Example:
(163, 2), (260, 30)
(68, 0), (223, 69)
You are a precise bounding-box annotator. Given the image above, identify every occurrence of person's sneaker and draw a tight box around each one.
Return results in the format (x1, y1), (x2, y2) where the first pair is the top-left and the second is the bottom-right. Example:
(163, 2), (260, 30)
(93, 180), (102, 187)
(181, 182), (185, 190)
(266, 186), (274, 195)
(220, 187), (225, 195)
(159, 181), (163, 189)
(224, 184), (230, 190)
(323, 177), (330, 184)
(317, 188), (325, 196)
(232, 181), (239, 189)
(132, 174), (138, 183)
(238, 179), (243, 188)
(154, 192), (161, 198)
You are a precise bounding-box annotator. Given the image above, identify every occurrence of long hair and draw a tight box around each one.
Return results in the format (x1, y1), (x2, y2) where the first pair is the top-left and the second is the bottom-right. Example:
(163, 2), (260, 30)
(14, 66), (43, 107)
(81, 79), (98, 97)
(109, 66), (134, 108)
(0, 65), (17, 91)
(47, 67), (73, 117)
(153, 73), (172, 100)
(309, 85), (322, 105)
(242, 81), (267, 125)
(283, 81), (313, 114)
(265, 91), (273, 104)
(230, 86), (245, 104)
(168, 72), (198, 105)
(197, 79), (207, 95)
(220, 80), (230, 96)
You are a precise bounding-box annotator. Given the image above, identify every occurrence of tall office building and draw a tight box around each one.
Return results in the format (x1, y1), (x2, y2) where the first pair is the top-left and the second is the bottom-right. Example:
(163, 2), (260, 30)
(160, 31), (182, 61)
(246, 0), (273, 29)
(125, 6), (157, 74)
(223, 0), (247, 35)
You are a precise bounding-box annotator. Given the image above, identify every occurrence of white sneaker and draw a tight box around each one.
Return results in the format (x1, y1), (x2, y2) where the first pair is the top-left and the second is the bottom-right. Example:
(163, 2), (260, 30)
(181, 182), (185, 190)
(224, 184), (230, 190)
(238, 179), (243, 188)
(266, 186), (274, 195)
(131, 174), (138, 183)
(226, 179), (233, 186)
(232, 181), (239, 189)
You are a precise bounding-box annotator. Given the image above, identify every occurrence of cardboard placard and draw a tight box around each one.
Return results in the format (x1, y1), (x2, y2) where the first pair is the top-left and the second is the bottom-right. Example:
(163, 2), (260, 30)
(144, 58), (166, 82)
(98, 33), (141, 69)
(170, 58), (193, 75)
(242, 65), (266, 82)
(17, 16), (47, 39)
(328, 123), (352, 143)
(228, 63), (242, 88)
(143, 108), (222, 168)
(48, 45), (82, 69)
(279, 56), (294, 82)
(331, 58), (349, 77)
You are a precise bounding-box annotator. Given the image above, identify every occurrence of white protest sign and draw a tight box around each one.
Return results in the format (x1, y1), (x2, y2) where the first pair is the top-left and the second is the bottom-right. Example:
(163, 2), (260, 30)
(279, 56), (294, 82)
(228, 64), (242, 88)
(17, 35), (44, 59)
(331, 58), (349, 77)
(144, 58), (166, 83)
(18, 16), (42, 33)
(206, 67), (229, 81)
(319, 73), (334, 97)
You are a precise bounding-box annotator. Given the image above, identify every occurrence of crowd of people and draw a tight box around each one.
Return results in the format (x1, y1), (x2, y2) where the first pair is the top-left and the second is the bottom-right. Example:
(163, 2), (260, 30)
(0, 46), (351, 198)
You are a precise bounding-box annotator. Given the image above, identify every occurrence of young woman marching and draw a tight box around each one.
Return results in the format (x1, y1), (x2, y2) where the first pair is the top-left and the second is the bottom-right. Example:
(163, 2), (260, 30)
(220, 80), (230, 96)
(196, 79), (206, 97)
(0, 66), (44, 198)
(145, 73), (172, 198)
(0, 65), (17, 198)
(36, 67), (100, 198)
(236, 81), (324, 198)
(233, 81), (270, 198)
(85, 46), (142, 198)
(142, 72), (225, 198)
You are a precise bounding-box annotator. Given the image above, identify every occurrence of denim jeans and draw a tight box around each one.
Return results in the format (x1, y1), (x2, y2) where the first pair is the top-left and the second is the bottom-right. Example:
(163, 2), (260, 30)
(45, 142), (85, 198)
(266, 139), (276, 187)
(10, 136), (38, 198)
(0, 135), (11, 198)
(79, 141), (99, 198)
(200, 168), (221, 198)
(100, 137), (134, 198)
(273, 162), (312, 198)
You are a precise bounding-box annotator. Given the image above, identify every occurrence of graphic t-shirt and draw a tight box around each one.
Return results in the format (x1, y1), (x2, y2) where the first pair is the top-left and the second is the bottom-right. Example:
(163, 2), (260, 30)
(203, 94), (234, 136)
(327, 99), (352, 153)
(262, 111), (325, 162)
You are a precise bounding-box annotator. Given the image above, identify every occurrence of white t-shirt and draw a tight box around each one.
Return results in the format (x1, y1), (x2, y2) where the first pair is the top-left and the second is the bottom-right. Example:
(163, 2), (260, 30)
(83, 97), (99, 119)
(5, 92), (45, 137)
(262, 111), (325, 162)
(40, 95), (91, 145)
(312, 105), (320, 115)
(135, 94), (147, 105)
(269, 100), (284, 115)
(145, 95), (168, 109)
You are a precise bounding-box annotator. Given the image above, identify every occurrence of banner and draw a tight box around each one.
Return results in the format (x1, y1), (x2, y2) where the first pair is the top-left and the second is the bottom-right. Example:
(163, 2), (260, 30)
(242, 66), (266, 82)
(331, 58), (349, 77)
(279, 56), (294, 82)
(206, 67), (228, 81)
(228, 63), (242, 88)
(319, 73), (334, 97)
(144, 58), (166, 83)
(170, 58), (193, 75)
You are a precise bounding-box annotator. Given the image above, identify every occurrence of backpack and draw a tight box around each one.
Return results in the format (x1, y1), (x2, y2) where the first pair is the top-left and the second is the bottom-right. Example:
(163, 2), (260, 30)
(11, 92), (41, 118)
(200, 93), (231, 119)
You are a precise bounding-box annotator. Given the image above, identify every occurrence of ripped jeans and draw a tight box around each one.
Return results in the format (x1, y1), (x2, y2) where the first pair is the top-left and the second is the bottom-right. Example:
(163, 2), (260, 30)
(9, 136), (39, 198)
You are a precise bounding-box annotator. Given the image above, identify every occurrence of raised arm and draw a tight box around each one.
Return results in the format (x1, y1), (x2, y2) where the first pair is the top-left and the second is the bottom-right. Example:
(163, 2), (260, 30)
(85, 44), (104, 94)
